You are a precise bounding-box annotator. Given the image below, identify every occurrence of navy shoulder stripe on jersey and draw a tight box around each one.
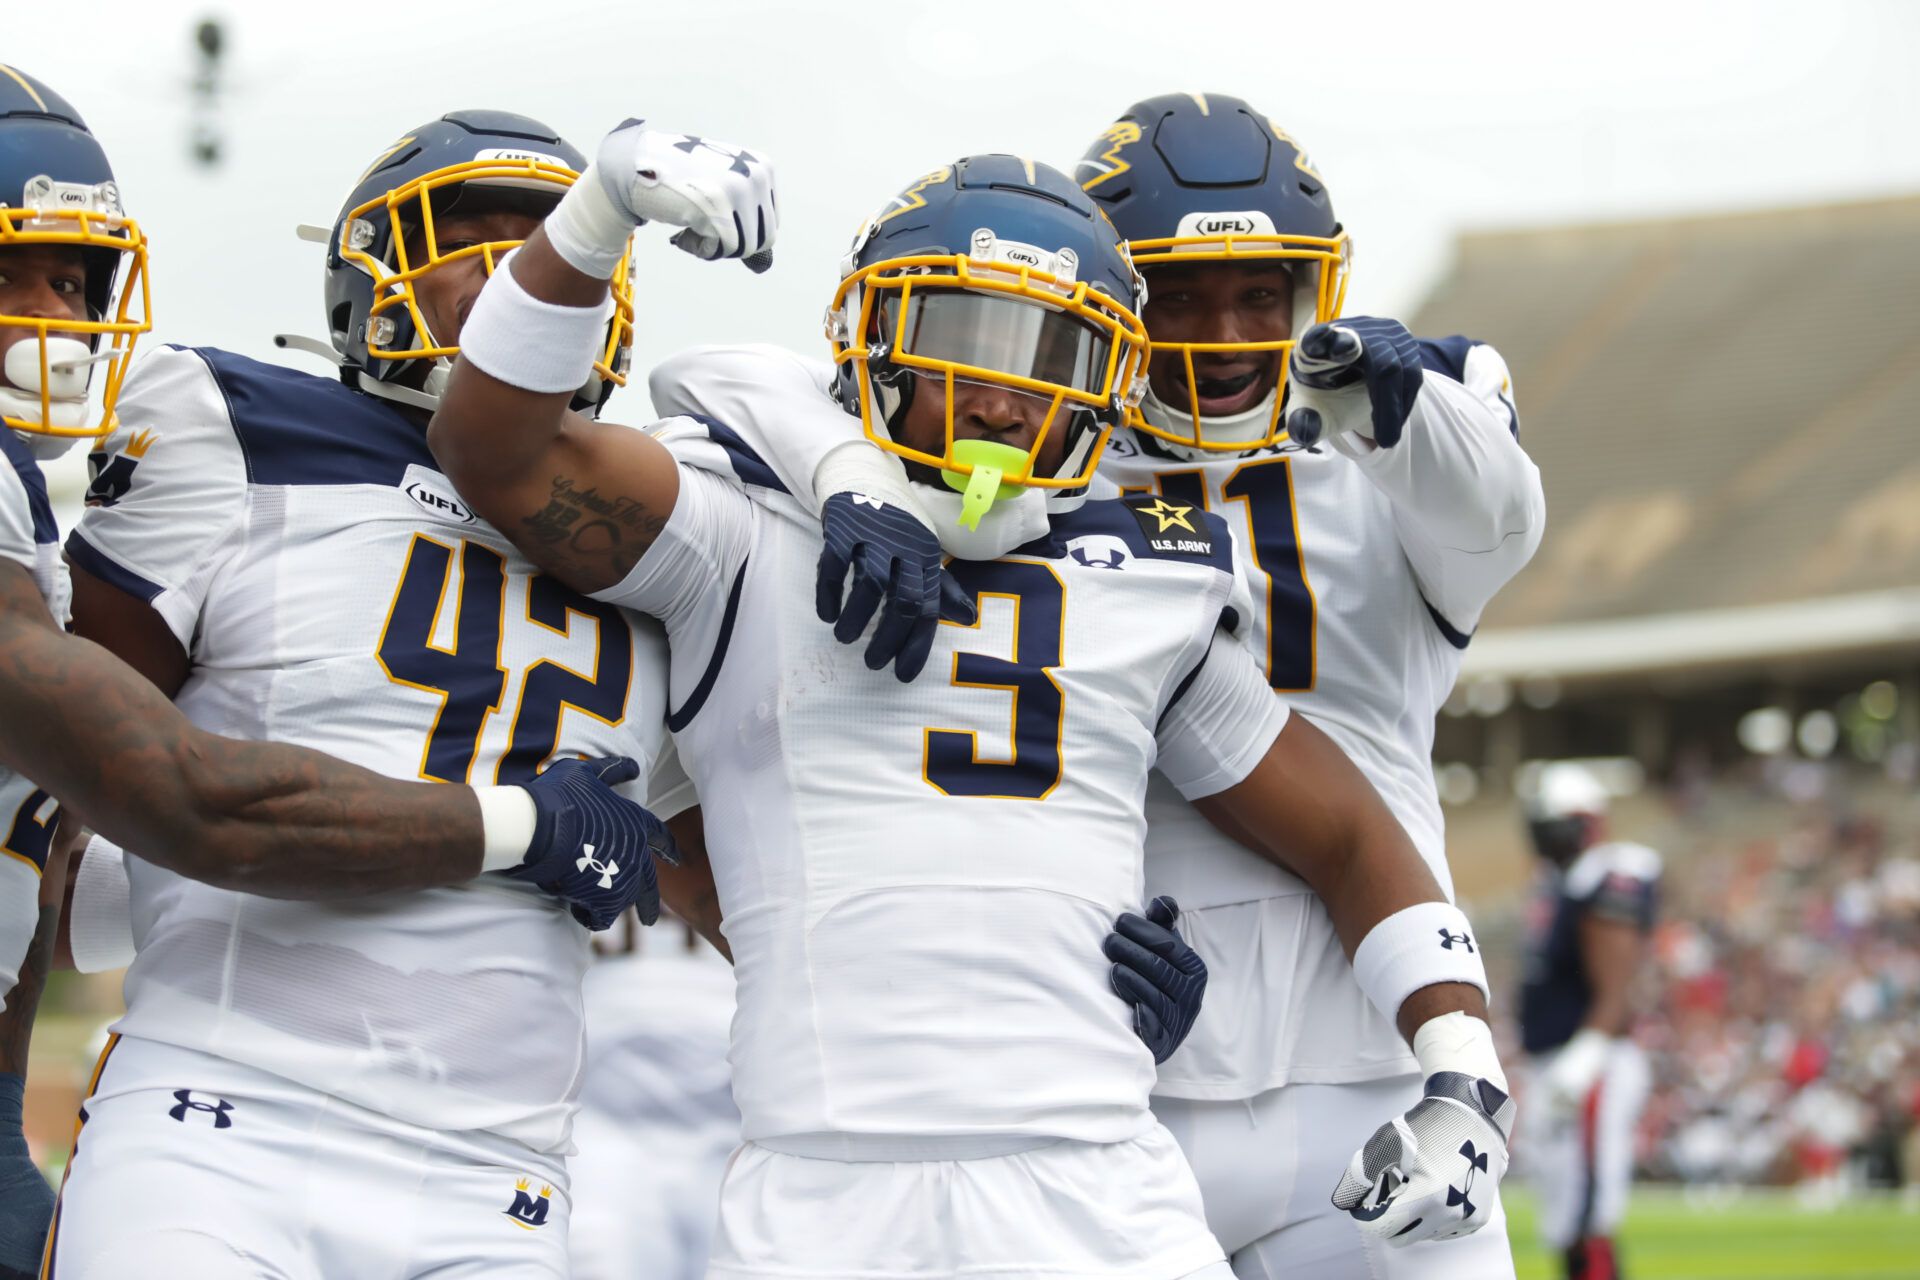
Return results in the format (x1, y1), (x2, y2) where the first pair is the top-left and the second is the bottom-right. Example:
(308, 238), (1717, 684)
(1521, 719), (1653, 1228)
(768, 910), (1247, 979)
(189, 347), (435, 488)
(1414, 335), (1477, 382)
(0, 429), (58, 546)
(65, 529), (163, 602)
(1416, 335), (1518, 439)
(686, 415), (790, 495)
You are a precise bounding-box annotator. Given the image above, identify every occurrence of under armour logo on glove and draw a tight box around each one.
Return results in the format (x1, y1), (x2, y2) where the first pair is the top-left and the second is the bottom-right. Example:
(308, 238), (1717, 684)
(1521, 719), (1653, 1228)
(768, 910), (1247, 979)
(513, 756), (676, 930)
(1332, 1070), (1516, 1246)
(592, 120), (777, 270)
(168, 1091), (234, 1128)
(575, 843), (620, 889)
(670, 135), (760, 177)
(1285, 317), (1425, 453)
(1447, 1140), (1490, 1218)
(1438, 927), (1475, 953)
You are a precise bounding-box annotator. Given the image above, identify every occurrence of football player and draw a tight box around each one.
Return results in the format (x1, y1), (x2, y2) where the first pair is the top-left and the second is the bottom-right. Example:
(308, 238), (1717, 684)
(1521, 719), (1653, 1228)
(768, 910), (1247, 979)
(640, 94), (1546, 1277)
(43, 110), (734, 1279)
(1519, 764), (1659, 1280)
(427, 137), (1515, 1278)
(1069, 93), (1546, 1279)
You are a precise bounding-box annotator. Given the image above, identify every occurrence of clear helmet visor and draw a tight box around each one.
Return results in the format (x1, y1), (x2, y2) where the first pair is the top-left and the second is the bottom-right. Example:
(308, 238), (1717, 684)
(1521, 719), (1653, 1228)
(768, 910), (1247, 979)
(886, 289), (1112, 400)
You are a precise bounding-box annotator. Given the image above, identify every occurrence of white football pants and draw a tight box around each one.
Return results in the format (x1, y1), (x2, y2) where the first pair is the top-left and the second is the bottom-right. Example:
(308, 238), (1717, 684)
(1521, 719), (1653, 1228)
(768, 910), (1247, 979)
(1154, 1073), (1519, 1279)
(1526, 1041), (1650, 1250)
(708, 1121), (1232, 1279)
(43, 1035), (570, 1280)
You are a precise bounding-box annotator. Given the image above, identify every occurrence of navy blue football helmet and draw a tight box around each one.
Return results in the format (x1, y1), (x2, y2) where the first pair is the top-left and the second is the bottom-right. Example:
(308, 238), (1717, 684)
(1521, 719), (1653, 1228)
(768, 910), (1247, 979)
(0, 63), (149, 445)
(827, 155), (1148, 497)
(1076, 92), (1350, 450)
(317, 110), (631, 415)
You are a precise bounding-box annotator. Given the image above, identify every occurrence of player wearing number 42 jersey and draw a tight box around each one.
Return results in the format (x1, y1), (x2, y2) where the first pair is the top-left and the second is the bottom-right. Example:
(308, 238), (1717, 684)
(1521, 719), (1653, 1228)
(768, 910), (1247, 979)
(430, 139), (1517, 1279)
(45, 110), (696, 1280)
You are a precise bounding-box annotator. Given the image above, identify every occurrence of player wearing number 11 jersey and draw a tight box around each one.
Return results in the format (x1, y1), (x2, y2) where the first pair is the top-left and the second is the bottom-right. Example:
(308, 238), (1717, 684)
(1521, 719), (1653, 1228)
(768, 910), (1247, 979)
(1079, 94), (1545, 1278)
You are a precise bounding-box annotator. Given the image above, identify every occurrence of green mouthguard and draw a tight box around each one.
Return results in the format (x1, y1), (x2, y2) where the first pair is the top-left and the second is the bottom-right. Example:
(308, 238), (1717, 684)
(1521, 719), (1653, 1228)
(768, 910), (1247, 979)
(941, 439), (1029, 530)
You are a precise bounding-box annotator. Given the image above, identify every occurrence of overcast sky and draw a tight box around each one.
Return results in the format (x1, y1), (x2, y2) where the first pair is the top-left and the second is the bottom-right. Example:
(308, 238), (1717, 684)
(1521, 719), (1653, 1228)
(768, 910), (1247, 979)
(8, 0), (1917, 479)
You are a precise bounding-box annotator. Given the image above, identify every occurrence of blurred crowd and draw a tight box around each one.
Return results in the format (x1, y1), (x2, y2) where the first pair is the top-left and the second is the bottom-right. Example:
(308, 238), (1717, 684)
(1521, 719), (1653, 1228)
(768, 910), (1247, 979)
(1563, 756), (1920, 1193)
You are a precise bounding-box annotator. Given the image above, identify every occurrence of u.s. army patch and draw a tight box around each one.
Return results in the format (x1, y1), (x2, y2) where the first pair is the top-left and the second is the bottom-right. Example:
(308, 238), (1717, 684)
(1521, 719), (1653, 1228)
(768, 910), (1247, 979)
(1123, 494), (1215, 557)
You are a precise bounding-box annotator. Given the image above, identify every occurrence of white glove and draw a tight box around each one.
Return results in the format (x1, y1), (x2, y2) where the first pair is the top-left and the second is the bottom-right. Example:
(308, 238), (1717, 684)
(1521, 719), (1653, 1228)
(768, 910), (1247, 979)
(546, 119), (777, 278)
(1332, 1012), (1517, 1246)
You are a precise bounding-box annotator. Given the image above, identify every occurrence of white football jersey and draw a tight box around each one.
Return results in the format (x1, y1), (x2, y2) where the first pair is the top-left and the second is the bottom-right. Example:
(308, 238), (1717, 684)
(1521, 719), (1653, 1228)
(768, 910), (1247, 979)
(69, 346), (671, 1151)
(595, 414), (1287, 1150)
(0, 429), (66, 1010)
(1099, 337), (1543, 1097)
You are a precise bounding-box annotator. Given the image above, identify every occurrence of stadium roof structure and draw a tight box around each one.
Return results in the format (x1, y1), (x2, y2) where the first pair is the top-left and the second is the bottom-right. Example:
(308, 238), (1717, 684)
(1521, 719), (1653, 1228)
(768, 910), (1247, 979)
(1410, 194), (1920, 684)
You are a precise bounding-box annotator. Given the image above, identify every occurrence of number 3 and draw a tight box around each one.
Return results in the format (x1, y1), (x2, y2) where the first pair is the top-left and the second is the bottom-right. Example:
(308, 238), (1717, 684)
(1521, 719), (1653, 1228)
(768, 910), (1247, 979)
(923, 559), (1066, 801)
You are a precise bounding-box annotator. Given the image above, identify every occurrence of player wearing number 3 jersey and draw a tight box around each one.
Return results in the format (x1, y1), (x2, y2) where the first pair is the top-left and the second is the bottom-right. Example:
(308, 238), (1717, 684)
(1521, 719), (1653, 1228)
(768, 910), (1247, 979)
(430, 150), (1518, 1279)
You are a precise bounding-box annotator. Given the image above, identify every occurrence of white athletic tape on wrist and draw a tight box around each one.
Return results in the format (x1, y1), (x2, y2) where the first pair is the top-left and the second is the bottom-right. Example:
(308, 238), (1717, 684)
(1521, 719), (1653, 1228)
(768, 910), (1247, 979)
(70, 834), (136, 974)
(475, 786), (539, 871)
(1413, 1009), (1508, 1092)
(544, 161), (636, 280)
(458, 257), (613, 395)
(811, 440), (917, 518)
(1351, 901), (1490, 1028)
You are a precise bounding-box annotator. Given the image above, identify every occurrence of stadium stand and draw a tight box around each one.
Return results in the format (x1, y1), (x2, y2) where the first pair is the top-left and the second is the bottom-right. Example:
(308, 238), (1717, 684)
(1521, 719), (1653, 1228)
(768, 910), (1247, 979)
(1411, 193), (1920, 1192)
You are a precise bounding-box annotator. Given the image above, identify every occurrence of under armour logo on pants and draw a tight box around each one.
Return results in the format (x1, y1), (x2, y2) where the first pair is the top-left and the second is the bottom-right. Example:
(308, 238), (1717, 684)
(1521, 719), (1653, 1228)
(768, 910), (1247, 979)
(168, 1090), (234, 1128)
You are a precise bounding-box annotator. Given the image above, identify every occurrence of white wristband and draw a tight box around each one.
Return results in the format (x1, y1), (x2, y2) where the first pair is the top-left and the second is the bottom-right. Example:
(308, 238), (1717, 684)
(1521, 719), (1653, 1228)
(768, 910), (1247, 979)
(457, 255), (614, 396)
(70, 834), (136, 973)
(1413, 1009), (1508, 1092)
(810, 439), (917, 517)
(544, 162), (638, 280)
(475, 786), (538, 872)
(1351, 901), (1490, 1029)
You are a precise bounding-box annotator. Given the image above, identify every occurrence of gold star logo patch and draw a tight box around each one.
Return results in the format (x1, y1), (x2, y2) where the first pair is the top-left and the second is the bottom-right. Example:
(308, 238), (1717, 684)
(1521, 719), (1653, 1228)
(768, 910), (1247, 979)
(1136, 498), (1195, 534)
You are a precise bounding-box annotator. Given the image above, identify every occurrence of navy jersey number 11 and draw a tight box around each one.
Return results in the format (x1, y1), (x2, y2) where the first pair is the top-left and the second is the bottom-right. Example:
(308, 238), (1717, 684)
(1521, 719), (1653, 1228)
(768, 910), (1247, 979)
(1131, 459), (1315, 691)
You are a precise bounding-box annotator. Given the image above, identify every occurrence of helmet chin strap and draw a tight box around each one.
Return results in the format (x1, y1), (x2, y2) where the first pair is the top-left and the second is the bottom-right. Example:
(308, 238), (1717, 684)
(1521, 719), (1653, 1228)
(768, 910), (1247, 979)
(1, 337), (103, 457)
(1137, 381), (1280, 460)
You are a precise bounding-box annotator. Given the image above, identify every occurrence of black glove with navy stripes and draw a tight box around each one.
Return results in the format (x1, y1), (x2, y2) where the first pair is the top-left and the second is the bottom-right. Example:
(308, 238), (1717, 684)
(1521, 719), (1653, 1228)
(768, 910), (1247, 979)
(1286, 316), (1425, 450)
(515, 756), (675, 930)
(1103, 896), (1208, 1063)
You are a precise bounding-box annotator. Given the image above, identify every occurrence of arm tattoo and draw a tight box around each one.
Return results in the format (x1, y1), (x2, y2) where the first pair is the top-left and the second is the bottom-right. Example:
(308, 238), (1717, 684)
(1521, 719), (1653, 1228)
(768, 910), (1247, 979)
(518, 475), (669, 586)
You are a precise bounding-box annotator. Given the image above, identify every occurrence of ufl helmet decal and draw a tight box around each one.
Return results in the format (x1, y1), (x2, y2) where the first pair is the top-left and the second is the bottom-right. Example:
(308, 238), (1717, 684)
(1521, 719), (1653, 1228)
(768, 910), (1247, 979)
(825, 155), (1149, 528)
(284, 110), (634, 417)
(0, 64), (151, 450)
(1076, 92), (1351, 453)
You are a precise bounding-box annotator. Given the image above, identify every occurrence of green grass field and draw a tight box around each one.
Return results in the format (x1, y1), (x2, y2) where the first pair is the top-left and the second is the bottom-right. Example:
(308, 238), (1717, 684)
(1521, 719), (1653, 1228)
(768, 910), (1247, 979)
(1504, 1187), (1920, 1280)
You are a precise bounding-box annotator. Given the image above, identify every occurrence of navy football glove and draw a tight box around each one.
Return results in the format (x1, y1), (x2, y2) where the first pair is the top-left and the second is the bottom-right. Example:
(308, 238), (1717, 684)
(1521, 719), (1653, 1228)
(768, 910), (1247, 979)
(0, 1075), (51, 1280)
(1103, 896), (1207, 1064)
(1286, 316), (1425, 450)
(817, 489), (975, 683)
(513, 756), (675, 930)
